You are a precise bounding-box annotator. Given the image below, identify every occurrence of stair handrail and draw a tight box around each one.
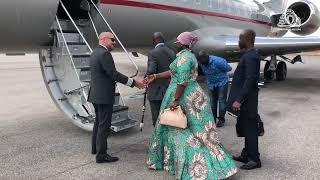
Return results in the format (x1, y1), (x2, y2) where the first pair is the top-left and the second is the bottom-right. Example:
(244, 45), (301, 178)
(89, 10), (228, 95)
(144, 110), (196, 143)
(88, 11), (99, 38)
(59, 0), (93, 52)
(89, 0), (139, 78)
(55, 15), (93, 115)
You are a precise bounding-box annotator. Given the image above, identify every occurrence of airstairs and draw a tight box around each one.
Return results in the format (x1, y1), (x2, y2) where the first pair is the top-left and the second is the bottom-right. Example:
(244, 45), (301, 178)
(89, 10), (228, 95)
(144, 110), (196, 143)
(39, 0), (138, 132)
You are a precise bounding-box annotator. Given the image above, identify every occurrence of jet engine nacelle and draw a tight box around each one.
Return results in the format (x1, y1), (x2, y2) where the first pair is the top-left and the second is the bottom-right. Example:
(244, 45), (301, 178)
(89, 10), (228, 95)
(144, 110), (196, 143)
(0, 0), (60, 53)
(288, 0), (320, 36)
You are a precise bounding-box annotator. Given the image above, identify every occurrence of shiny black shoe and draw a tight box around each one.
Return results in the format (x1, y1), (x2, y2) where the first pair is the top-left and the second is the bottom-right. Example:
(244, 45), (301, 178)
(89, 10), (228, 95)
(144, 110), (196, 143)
(240, 160), (262, 170)
(96, 154), (119, 163)
(232, 155), (248, 163)
(216, 117), (225, 128)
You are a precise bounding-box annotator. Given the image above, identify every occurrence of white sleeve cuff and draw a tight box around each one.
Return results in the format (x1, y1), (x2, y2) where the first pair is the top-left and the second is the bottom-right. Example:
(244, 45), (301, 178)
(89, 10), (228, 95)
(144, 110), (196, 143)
(126, 78), (134, 87)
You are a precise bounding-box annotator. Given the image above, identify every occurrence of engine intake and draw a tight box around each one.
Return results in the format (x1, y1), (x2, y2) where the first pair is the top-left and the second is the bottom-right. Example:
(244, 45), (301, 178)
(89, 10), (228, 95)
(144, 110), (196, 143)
(288, 0), (320, 36)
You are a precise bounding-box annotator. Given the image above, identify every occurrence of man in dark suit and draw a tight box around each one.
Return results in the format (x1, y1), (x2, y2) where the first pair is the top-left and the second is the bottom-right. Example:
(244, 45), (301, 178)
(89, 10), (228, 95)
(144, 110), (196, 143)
(146, 32), (175, 126)
(88, 32), (144, 163)
(228, 29), (261, 170)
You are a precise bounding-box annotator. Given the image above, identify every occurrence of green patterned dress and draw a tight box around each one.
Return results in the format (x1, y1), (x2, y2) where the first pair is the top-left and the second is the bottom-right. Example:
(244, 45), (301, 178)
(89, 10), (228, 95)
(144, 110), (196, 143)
(147, 49), (237, 180)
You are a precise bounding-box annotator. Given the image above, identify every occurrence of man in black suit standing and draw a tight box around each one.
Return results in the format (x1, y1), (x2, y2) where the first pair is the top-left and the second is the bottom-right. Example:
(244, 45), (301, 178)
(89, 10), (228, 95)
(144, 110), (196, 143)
(88, 32), (144, 163)
(228, 29), (261, 170)
(146, 32), (175, 126)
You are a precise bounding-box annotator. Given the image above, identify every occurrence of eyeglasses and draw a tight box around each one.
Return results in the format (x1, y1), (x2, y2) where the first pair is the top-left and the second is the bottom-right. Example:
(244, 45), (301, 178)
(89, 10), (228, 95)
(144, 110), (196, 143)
(109, 38), (116, 42)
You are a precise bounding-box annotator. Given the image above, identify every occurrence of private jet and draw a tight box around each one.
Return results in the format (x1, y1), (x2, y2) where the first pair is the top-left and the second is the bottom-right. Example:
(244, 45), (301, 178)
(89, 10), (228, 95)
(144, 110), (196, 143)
(0, 0), (319, 131)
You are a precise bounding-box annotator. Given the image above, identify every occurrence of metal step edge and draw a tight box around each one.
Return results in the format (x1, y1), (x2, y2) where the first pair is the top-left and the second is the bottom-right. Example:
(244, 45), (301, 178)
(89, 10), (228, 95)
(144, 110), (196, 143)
(111, 119), (138, 132)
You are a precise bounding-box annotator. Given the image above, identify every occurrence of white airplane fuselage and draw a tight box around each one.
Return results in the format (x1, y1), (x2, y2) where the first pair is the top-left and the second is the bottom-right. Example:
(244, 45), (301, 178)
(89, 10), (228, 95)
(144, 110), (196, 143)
(0, 0), (274, 52)
(97, 0), (271, 47)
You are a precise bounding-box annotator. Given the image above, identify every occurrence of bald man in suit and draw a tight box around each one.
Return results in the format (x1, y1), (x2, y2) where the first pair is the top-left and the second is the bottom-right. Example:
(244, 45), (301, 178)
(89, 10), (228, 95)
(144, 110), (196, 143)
(88, 32), (144, 163)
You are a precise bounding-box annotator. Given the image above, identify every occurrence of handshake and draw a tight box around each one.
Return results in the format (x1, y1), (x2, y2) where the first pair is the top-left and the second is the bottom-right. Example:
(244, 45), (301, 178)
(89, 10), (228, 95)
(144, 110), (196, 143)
(133, 75), (157, 89)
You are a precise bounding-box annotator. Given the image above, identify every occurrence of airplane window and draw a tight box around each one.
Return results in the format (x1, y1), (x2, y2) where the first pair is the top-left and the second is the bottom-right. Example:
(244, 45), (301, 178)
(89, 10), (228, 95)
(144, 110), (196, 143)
(230, 2), (236, 13)
(257, 14), (261, 20)
(246, 7), (250, 16)
(178, 0), (190, 6)
(235, 3), (241, 15)
(207, 0), (213, 8)
(213, 0), (220, 10)
(248, 6), (252, 15)
(240, 7), (245, 16)
(222, 1), (228, 12)
(228, 3), (233, 13)
(195, 0), (201, 5)
(179, 0), (190, 3)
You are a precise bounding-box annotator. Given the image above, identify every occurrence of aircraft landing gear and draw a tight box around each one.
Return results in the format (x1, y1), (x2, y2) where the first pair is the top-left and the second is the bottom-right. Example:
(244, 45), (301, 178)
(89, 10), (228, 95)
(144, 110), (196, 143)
(264, 61), (274, 81)
(264, 60), (287, 81)
(276, 61), (287, 81)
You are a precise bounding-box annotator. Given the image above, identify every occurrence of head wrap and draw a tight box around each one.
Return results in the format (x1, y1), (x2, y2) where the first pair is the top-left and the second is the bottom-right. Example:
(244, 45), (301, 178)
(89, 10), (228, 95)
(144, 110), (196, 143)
(175, 32), (198, 48)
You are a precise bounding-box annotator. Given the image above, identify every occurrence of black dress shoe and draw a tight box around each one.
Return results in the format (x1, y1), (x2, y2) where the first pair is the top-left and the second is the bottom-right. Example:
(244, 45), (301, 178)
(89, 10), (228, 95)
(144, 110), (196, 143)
(216, 117), (225, 128)
(240, 160), (261, 170)
(96, 154), (119, 163)
(232, 155), (248, 163)
(91, 150), (96, 155)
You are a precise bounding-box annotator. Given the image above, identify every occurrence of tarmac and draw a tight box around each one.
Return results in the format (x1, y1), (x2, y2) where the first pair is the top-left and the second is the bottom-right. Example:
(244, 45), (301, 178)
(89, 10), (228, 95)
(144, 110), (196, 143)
(0, 53), (319, 179)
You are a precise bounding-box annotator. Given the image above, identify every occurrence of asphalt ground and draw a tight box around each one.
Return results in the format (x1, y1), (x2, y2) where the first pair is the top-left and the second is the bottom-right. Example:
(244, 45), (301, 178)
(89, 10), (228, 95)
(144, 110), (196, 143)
(0, 53), (319, 179)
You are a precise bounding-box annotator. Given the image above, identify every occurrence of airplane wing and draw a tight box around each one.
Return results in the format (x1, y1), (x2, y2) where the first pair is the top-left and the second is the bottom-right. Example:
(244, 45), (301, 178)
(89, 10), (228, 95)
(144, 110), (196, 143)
(225, 36), (320, 56)
(193, 33), (320, 61)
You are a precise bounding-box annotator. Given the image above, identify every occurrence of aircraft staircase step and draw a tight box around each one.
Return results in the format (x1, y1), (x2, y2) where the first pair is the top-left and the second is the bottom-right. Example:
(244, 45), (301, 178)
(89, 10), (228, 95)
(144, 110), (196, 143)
(56, 29), (78, 34)
(66, 42), (87, 46)
(57, 32), (84, 44)
(111, 118), (137, 132)
(72, 55), (90, 70)
(54, 20), (78, 33)
(79, 70), (91, 82)
(78, 67), (90, 71)
(113, 105), (129, 113)
(72, 54), (91, 58)
(112, 105), (130, 123)
(65, 45), (91, 55)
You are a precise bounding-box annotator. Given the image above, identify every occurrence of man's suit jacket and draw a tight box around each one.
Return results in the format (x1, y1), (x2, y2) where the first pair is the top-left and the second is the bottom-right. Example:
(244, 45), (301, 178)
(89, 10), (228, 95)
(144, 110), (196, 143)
(88, 45), (128, 104)
(228, 48), (260, 119)
(146, 44), (175, 101)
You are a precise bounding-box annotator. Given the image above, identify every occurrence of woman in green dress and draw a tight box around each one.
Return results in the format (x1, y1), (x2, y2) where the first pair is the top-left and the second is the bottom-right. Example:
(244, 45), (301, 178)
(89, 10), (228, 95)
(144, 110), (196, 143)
(145, 32), (237, 180)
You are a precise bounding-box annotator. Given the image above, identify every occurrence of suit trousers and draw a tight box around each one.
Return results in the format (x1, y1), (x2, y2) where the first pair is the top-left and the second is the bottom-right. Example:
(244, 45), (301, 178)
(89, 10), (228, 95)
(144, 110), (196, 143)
(149, 100), (162, 126)
(92, 103), (113, 161)
(241, 116), (260, 162)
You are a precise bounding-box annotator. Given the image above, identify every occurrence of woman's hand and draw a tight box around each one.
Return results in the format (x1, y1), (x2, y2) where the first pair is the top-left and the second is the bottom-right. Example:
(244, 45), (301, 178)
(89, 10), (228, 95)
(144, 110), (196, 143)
(169, 100), (179, 111)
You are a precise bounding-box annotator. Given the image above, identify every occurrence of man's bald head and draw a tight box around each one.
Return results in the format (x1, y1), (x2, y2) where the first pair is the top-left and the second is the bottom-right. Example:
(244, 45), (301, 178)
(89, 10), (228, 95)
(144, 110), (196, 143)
(99, 32), (116, 50)
(153, 32), (165, 44)
(239, 29), (256, 49)
(99, 32), (114, 40)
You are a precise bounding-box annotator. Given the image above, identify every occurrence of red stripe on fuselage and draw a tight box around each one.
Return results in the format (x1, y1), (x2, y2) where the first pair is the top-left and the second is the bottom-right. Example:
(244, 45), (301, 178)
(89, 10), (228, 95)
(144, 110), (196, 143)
(100, 0), (272, 26)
